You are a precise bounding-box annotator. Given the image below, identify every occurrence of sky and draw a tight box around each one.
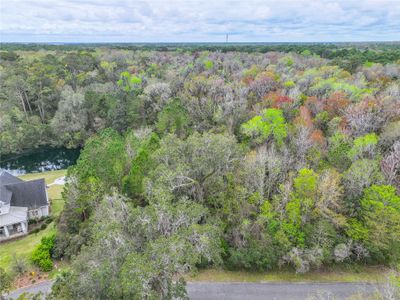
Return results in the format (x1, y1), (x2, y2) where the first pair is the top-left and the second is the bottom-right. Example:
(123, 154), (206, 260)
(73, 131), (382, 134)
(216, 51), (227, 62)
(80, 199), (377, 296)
(1, 0), (399, 43)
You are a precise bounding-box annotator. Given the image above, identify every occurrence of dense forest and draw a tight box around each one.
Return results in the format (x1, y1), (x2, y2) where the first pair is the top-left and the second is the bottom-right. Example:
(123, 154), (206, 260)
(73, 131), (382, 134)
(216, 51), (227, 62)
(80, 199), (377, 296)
(1, 43), (400, 155)
(1, 43), (400, 299)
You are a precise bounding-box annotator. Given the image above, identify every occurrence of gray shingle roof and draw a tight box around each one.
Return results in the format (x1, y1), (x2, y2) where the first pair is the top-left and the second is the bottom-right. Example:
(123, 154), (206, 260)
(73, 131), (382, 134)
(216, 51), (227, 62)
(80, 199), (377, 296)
(0, 171), (23, 185)
(0, 172), (48, 209)
(0, 186), (13, 205)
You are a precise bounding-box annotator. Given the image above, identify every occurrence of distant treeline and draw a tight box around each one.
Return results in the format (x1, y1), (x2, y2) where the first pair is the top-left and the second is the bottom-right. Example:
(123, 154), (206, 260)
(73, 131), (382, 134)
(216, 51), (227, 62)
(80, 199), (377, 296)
(2, 42), (400, 72)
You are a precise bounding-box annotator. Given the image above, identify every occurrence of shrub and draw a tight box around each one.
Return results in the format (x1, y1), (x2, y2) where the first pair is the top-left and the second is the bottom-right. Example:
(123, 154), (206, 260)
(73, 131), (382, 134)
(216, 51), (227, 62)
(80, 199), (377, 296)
(0, 267), (11, 293)
(45, 216), (54, 224)
(28, 219), (38, 225)
(11, 254), (27, 275)
(30, 228), (40, 234)
(227, 239), (279, 271)
(31, 234), (56, 272)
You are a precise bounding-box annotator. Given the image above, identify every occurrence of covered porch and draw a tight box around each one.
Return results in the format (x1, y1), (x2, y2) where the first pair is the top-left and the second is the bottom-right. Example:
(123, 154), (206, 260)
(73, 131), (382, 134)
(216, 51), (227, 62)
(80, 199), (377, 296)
(0, 206), (28, 241)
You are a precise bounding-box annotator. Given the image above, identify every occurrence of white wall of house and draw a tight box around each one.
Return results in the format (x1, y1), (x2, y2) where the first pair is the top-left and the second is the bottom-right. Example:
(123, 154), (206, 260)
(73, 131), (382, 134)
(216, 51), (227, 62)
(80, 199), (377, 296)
(28, 205), (49, 219)
(0, 203), (10, 215)
(0, 206), (28, 241)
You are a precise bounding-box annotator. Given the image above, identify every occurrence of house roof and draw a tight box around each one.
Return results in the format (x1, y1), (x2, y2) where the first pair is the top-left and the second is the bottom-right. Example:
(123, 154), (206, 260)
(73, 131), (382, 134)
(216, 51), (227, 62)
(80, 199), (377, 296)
(0, 172), (48, 209)
(0, 171), (23, 185)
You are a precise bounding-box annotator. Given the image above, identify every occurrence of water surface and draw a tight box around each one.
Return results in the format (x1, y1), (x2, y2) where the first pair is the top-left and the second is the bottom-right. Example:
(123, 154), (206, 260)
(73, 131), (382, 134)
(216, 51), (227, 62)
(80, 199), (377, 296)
(0, 147), (80, 175)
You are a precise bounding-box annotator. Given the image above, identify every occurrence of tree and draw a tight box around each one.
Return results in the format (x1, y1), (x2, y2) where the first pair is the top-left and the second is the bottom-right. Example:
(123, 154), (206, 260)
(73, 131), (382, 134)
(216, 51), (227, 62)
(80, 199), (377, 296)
(241, 108), (287, 145)
(55, 129), (127, 258)
(345, 100), (386, 137)
(350, 185), (400, 263)
(27, 57), (60, 122)
(51, 86), (88, 148)
(316, 169), (346, 227)
(291, 168), (319, 224)
(150, 132), (241, 204)
(343, 159), (385, 208)
(348, 133), (379, 161)
(141, 82), (172, 124)
(117, 71), (143, 93)
(327, 132), (351, 171)
(63, 52), (97, 91)
(52, 192), (221, 299)
(122, 132), (159, 200)
(156, 99), (190, 138)
(381, 141), (400, 192)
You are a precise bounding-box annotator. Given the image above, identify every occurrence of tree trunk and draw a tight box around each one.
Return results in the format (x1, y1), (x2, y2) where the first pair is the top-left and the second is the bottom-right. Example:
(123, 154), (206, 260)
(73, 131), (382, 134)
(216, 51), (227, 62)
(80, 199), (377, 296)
(18, 90), (28, 118)
(23, 90), (33, 114)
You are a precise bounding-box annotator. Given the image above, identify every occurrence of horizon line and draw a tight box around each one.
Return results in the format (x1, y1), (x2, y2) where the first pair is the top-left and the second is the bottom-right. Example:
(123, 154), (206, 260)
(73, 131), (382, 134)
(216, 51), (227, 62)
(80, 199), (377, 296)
(2, 41), (400, 45)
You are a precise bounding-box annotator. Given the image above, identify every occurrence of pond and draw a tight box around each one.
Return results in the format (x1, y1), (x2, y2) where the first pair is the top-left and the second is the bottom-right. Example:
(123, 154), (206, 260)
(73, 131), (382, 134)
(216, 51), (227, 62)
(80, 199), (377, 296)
(0, 147), (81, 175)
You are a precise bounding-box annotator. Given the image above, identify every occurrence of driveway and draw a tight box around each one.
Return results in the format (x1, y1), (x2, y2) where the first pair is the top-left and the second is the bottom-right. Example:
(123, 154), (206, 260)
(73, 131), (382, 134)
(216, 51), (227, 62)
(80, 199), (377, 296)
(5, 281), (378, 299)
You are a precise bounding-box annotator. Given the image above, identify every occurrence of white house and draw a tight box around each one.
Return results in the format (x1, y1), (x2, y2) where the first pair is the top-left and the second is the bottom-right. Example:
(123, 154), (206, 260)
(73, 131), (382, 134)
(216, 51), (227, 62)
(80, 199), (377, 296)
(0, 172), (49, 241)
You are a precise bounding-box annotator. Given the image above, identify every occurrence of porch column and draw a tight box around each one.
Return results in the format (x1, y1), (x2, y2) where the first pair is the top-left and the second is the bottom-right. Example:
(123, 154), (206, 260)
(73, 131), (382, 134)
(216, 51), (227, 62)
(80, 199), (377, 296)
(21, 222), (27, 233)
(3, 225), (9, 237)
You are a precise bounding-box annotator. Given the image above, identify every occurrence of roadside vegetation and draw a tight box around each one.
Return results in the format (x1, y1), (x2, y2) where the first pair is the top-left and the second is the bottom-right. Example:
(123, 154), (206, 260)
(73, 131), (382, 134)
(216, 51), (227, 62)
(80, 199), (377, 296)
(188, 266), (388, 283)
(0, 44), (399, 299)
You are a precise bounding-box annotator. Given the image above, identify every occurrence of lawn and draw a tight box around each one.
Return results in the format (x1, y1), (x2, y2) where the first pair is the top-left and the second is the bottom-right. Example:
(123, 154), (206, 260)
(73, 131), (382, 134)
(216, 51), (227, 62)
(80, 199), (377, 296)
(0, 169), (67, 272)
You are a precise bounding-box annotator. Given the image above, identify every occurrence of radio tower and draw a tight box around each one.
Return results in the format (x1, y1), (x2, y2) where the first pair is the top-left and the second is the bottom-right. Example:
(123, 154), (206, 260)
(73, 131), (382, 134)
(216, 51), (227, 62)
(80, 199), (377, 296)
(226, 34), (229, 43)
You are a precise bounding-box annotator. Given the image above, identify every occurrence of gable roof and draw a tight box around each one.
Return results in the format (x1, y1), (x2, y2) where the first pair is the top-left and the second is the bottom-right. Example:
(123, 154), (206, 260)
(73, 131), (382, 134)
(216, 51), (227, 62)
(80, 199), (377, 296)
(0, 172), (48, 209)
(0, 172), (20, 205)
(0, 171), (23, 185)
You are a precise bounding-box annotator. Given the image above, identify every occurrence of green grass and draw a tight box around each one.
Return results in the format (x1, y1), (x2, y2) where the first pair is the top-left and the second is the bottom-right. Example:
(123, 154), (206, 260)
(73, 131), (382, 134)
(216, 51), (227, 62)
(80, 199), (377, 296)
(188, 266), (388, 283)
(0, 170), (66, 272)
(0, 226), (56, 272)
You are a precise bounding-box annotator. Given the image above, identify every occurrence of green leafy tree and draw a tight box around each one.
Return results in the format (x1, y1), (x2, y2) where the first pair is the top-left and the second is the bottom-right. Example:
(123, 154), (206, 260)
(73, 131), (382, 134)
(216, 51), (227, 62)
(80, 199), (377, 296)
(348, 133), (379, 161)
(122, 132), (159, 200)
(156, 99), (190, 137)
(327, 132), (351, 171)
(343, 159), (385, 206)
(349, 185), (400, 263)
(117, 71), (143, 93)
(241, 108), (287, 145)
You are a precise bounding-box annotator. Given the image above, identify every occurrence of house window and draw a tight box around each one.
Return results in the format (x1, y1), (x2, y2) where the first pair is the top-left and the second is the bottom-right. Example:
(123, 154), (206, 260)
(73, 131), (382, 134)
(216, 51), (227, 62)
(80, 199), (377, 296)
(30, 210), (39, 218)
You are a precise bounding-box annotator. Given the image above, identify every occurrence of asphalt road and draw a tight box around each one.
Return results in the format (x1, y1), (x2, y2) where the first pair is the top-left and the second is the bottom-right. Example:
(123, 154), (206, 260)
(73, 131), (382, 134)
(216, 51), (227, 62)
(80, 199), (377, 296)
(186, 282), (377, 300)
(5, 281), (378, 300)
(5, 281), (53, 299)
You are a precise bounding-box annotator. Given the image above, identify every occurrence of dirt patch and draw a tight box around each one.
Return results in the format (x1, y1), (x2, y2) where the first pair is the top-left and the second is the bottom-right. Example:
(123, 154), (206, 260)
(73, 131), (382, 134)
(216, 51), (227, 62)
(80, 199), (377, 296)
(13, 271), (49, 289)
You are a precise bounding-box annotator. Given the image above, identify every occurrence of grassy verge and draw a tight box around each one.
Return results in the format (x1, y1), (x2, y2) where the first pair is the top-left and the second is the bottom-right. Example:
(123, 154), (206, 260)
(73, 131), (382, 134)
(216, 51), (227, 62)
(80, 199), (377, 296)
(0, 169), (66, 272)
(188, 266), (388, 283)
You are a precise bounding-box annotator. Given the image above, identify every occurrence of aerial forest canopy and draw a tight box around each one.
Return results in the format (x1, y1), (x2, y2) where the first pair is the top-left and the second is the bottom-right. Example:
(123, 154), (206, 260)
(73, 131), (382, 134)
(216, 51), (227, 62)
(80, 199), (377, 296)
(0, 43), (399, 299)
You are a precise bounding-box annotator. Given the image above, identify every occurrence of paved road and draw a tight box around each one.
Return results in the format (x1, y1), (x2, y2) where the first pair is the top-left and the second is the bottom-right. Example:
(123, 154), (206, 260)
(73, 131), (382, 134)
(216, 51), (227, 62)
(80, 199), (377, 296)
(187, 282), (377, 299)
(5, 281), (378, 299)
(5, 281), (53, 299)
